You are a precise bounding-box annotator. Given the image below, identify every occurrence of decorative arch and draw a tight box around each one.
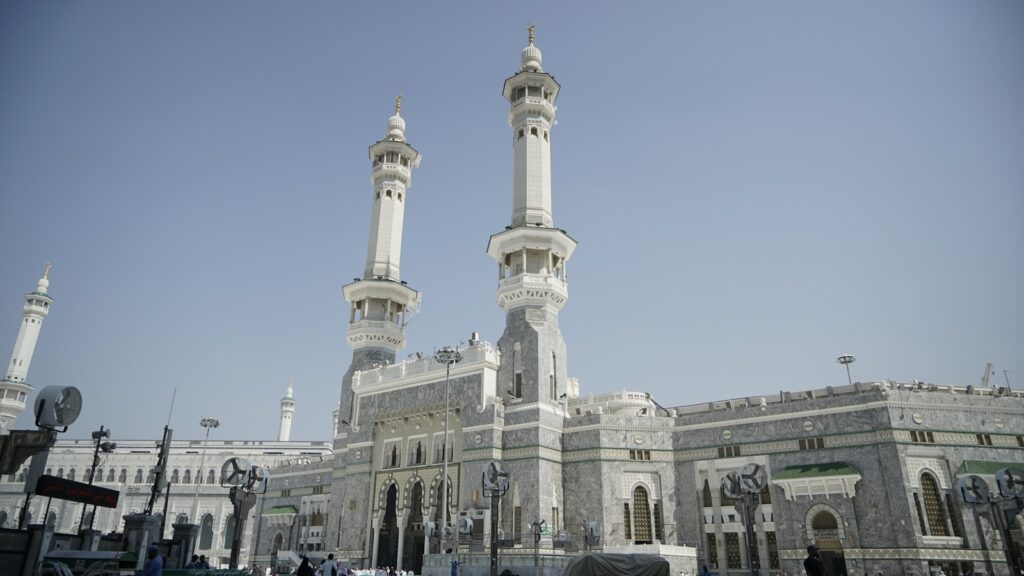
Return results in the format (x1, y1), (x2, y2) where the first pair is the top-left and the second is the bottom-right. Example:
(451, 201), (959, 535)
(804, 503), (845, 541)
(377, 478), (400, 513)
(403, 474), (425, 511)
(428, 471), (454, 508)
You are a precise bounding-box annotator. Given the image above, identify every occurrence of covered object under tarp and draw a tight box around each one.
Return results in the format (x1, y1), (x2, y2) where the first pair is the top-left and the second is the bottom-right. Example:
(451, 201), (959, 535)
(564, 553), (671, 576)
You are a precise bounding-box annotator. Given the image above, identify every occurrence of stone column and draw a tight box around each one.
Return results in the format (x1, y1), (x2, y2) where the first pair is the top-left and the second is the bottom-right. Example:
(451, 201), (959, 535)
(370, 516), (382, 569)
(396, 513), (408, 572)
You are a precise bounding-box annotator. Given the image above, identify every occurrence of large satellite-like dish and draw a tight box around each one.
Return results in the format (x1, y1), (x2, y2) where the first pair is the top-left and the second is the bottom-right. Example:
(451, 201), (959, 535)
(995, 468), (1024, 498)
(739, 463), (768, 493)
(956, 475), (989, 504)
(221, 457), (251, 487)
(482, 460), (510, 492)
(722, 471), (744, 500)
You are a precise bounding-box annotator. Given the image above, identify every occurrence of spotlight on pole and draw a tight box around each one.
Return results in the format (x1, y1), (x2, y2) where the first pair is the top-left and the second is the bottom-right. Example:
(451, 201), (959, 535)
(836, 354), (856, 386)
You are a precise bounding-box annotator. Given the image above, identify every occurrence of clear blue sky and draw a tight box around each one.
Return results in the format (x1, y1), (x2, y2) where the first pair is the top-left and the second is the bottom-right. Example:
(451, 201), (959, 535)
(1, 1), (1021, 442)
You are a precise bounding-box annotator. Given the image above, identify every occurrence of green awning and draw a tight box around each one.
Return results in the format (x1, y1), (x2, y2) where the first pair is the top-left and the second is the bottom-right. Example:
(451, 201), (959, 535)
(263, 505), (298, 516)
(775, 462), (859, 480)
(956, 460), (1024, 475)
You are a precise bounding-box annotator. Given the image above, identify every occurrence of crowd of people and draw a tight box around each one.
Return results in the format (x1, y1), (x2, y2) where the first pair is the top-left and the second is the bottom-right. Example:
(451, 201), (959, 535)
(288, 554), (417, 576)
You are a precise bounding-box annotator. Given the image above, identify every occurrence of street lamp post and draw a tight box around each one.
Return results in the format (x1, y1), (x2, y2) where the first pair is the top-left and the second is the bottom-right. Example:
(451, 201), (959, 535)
(80, 425), (115, 531)
(189, 417), (219, 524)
(836, 354), (856, 386)
(434, 346), (463, 558)
(531, 519), (546, 576)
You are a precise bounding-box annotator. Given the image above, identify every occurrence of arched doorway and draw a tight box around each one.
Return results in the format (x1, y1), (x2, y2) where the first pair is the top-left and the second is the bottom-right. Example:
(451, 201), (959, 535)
(403, 482), (426, 574)
(377, 484), (399, 568)
(271, 531), (284, 569)
(811, 510), (847, 576)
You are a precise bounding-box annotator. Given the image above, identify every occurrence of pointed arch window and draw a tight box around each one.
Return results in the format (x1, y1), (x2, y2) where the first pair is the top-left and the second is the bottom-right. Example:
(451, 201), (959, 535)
(134, 469), (143, 483)
(199, 514), (214, 550)
(183, 469), (192, 484)
(513, 344), (523, 398)
(702, 479), (713, 507)
(550, 352), (557, 399)
(223, 514), (237, 549)
(920, 473), (950, 536)
(207, 470), (216, 484)
(632, 486), (653, 544)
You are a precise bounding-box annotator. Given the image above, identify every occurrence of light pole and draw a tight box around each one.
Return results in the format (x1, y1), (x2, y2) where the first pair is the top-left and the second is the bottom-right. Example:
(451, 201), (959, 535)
(531, 519), (546, 576)
(80, 425), (116, 531)
(434, 346), (463, 557)
(836, 354), (856, 386)
(190, 417), (219, 524)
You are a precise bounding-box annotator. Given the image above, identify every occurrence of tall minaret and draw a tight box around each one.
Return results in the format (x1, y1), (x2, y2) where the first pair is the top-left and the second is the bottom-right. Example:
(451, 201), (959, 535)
(0, 265), (54, 433)
(278, 380), (295, 441)
(341, 96), (421, 379)
(486, 27), (577, 540)
(330, 98), (422, 557)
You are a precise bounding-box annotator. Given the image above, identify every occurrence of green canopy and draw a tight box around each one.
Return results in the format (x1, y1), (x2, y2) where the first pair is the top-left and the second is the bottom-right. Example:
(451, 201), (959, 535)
(774, 462), (859, 480)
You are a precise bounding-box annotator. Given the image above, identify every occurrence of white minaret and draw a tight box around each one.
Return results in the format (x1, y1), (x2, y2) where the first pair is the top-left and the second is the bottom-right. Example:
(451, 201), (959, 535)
(0, 265), (54, 433)
(278, 380), (295, 441)
(343, 97), (422, 355)
(487, 27), (577, 320)
(486, 28), (577, 545)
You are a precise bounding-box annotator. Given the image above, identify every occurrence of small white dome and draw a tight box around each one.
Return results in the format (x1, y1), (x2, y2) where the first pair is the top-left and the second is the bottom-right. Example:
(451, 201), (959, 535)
(387, 113), (406, 141)
(36, 277), (49, 293)
(521, 44), (542, 72)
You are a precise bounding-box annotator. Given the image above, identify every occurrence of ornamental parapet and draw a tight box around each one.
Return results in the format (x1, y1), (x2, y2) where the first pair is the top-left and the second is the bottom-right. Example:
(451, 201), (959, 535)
(496, 273), (568, 312)
(352, 342), (500, 389)
(347, 319), (405, 350)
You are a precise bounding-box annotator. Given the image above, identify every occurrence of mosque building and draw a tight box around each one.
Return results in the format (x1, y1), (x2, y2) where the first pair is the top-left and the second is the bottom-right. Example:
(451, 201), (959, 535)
(246, 32), (1024, 576)
(0, 30), (1021, 576)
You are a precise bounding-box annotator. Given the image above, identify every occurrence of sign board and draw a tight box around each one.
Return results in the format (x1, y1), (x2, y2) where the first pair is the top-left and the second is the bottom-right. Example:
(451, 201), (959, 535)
(35, 475), (120, 508)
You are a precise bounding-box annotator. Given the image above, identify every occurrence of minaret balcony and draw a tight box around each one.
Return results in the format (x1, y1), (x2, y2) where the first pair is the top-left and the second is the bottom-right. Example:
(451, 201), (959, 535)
(347, 319), (406, 350)
(496, 273), (568, 312)
(372, 162), (411, 180)
(509, 97), (555, 122)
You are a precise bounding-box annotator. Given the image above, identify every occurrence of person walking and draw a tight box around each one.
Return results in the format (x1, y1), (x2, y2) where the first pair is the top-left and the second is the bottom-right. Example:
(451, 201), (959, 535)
(297, 557), (315, 576)
(138, 544), (163, 576)
(803, 545), (824, 576)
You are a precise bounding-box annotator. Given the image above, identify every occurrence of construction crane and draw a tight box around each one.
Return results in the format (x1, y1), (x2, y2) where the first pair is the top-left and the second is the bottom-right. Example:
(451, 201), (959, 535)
(981, 362), (995, 388)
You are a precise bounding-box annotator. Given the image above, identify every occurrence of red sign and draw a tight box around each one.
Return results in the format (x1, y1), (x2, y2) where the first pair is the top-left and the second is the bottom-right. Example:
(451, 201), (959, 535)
(35, 475), (120, 508)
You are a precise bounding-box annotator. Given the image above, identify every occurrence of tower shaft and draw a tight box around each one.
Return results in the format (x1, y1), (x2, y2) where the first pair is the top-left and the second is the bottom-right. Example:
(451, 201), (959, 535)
(1, 267), (53, 432)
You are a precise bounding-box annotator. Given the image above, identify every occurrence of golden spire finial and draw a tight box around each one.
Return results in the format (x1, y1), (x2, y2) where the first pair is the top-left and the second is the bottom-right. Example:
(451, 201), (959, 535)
(528, 24), (535, 45)
(394, 94), (402, 115)
(43, 262), (52, 279)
